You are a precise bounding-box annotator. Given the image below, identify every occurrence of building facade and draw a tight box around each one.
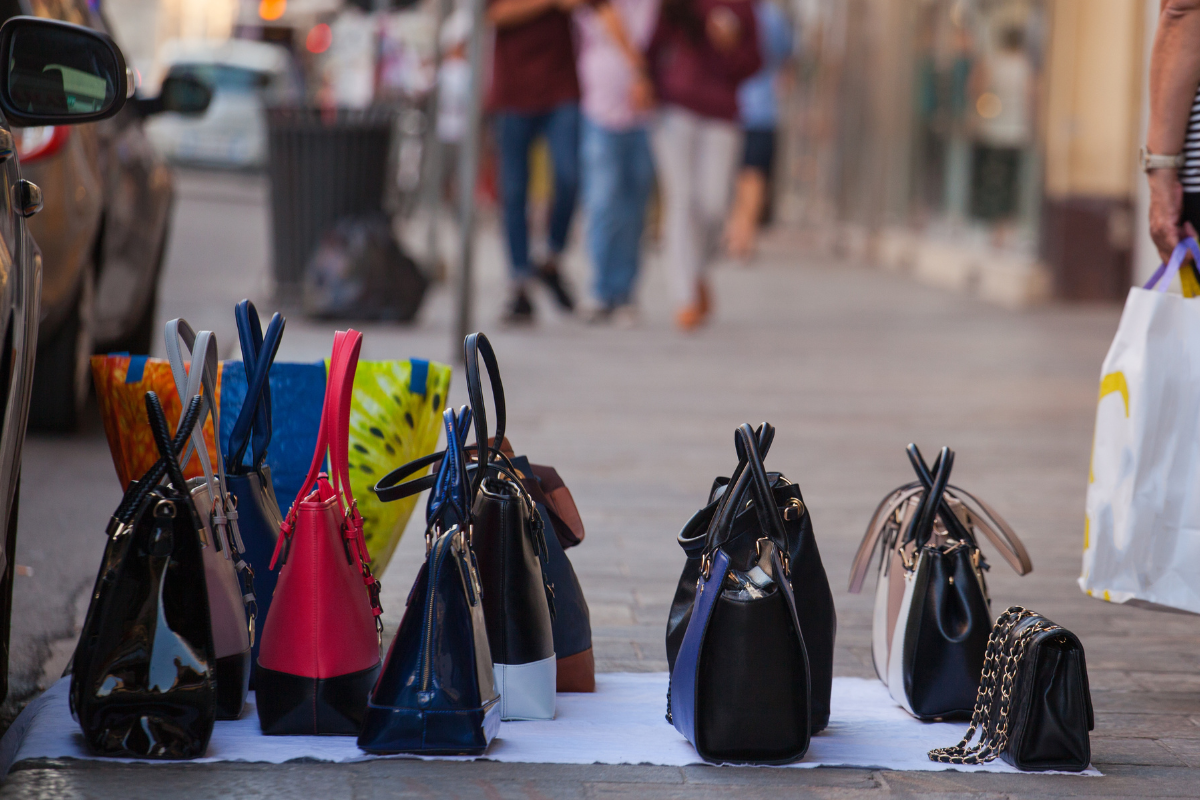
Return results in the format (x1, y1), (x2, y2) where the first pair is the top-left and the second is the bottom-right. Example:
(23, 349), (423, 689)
(782, 0), (1156, 305)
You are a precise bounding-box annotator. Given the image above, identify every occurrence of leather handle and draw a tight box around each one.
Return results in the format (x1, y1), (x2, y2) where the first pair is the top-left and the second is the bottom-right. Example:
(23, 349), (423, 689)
(463, 332), (506, 496)
(847, 482), (923, 593)
(705, 423), (780, 555)
(145, 391), (194, 497)
(912, 446), (953, 549)
(735, 423), (790, 549)
(228, 300), (285, 472)
(945, 485), (1034, 575)
(906, 444), (979, 548)
(115, 394), (203, 525)
(426, 406), (473, 531)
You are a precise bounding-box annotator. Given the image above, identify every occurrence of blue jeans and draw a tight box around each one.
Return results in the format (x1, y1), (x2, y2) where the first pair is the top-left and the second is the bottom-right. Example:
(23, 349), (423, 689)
(581, 118), (654, 307)
(495, 103), (581, 279)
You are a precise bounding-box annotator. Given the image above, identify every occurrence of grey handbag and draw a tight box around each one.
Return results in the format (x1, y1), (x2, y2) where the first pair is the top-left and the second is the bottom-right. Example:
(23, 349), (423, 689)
(165, 319), (256, 720)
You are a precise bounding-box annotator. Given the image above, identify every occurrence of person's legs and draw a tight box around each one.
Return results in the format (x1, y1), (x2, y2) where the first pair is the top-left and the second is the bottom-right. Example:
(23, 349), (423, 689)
(495, 111), (540, 282)
(726, 128), (774, 258)
(538, 102), (581, 310)
(690, 118), (742, 319)
(608, 127), (655, 307)
(652, 107), (702, 315)
(582, 117), (624, 308)
(544, 102), (582, 257)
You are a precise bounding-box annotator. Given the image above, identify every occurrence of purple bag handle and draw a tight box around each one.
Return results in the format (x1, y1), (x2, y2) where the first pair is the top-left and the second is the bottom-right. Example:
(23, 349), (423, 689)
(1144, 237), (1200, 292)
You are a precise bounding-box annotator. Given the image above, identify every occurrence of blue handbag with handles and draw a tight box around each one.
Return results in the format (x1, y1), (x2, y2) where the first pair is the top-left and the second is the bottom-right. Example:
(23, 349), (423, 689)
(358, 405), (500, 755)
(223, 300), (286, 680)
(670, 423), (812, 765)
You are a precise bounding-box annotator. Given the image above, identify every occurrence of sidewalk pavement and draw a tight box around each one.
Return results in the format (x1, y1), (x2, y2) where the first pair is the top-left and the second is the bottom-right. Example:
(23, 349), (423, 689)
(5, 171), (1200, 798)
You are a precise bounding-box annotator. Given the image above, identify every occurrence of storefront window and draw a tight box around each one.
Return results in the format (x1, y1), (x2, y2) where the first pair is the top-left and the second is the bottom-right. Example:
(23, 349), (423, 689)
(909, 0), (1046, 247)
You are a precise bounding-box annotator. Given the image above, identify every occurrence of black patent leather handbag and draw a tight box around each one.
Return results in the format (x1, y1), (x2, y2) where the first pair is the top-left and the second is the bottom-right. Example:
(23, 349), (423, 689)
(666, 423), (836, 734)
(669, 423), (820, 765)
(930, 607), (1094, 771)
(225, 300), (285, 682)
(71, 392), (217, 759)
(358, 406), (500, 755)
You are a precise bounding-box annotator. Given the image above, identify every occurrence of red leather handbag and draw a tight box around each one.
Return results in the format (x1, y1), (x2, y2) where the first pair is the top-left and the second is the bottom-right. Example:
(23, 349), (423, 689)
(255, 329), (383, 735)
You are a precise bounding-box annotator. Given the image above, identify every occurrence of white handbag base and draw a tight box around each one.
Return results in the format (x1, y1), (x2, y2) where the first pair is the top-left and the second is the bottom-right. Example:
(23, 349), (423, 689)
(494, 655), (556, 721)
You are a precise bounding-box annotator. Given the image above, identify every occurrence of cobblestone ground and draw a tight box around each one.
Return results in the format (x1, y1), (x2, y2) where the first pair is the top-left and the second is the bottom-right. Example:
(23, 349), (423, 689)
(5, 171), (1200, 797)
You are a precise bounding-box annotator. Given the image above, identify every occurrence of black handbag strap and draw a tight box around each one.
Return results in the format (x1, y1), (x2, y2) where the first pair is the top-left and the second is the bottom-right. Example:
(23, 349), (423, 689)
(907, 444), (977, 548)
(910, 445), (953, 549)
(463, 332), (506, 496)
(705, 423), (787, 558)
(146, 391), (197, 498)
(227, 300), (285, 472)
(111, 394), (203, 529)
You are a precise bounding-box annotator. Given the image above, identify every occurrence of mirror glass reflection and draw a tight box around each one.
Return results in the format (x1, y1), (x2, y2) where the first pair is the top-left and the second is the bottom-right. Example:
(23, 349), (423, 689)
(7, 25), (118, 117)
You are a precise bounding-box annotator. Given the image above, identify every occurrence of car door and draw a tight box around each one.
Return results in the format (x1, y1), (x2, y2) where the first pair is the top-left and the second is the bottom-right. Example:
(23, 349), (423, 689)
(0, 32), (42, 702)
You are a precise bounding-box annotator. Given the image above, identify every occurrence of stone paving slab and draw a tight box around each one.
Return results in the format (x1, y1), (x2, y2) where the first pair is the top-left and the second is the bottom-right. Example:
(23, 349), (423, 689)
(5, 171), (1197, 796)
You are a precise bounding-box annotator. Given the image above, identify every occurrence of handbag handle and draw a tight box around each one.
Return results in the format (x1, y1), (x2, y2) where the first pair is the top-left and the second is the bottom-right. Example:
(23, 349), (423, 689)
(112, 393), (203, 527)
(164, 319), (244, 555)
(145, 391), (197, 498)
(1144, 237), (1200, 292)
(911, 446), (953, 549)
(847, 482), (924, 593)
(704, 423), (787, 563)
(463, 332), (506, 496)
(227, 300), (285, 472)
(425, 406), (473, 536)
(277, 330), (374, 569)
(907, 444), (977, 548)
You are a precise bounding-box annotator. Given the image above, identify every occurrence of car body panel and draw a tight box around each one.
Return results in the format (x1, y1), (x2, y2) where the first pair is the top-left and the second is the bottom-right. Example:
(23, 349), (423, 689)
(17, 0), (172, 349)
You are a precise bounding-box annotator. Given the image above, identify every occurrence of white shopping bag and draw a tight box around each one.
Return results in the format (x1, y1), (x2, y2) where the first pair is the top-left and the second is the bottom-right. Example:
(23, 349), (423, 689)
(1081, 239), (1200, 614)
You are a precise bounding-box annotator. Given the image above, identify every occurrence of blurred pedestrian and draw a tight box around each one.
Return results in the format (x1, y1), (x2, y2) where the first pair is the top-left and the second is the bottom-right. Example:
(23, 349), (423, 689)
(488, 0), (585, 323)
(967, 26), (1033, 241)
(1147, 0), (1200, 263)
(435, 10), (472, 202)
(646, 0), (761, 331)
(725, 0), (792, 260)
(575, 0), (660, 324)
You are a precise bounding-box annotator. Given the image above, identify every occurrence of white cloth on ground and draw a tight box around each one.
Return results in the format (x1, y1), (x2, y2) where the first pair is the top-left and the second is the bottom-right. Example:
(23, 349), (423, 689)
(0, 674), (1100, 776)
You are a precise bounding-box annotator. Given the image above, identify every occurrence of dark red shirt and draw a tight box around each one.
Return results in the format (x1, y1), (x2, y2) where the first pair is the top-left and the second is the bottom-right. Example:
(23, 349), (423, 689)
(487, 2), (581, 113)
(646, 0), (761, 121)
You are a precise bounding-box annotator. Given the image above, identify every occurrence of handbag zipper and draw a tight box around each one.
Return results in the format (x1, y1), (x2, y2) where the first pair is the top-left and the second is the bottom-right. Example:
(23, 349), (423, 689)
(421, 529), (453, 693)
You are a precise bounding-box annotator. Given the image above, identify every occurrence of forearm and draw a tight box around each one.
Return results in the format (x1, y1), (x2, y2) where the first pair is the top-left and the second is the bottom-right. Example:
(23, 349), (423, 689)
(1147, 0), (1200, 154)
(596, 2), (645, 73)
(488, 0), (557, 28)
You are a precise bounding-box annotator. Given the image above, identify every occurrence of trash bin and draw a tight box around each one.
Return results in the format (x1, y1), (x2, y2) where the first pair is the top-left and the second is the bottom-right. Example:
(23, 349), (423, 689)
(266, 107), (394, 299)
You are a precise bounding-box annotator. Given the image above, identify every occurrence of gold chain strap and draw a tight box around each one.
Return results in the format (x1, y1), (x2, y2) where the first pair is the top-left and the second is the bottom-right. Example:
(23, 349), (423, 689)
(928, 605), (1061, 765)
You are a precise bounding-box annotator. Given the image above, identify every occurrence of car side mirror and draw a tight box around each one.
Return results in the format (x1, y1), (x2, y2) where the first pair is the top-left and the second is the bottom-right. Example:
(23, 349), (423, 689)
(135, 74), (212, 117)
(0, 16), (128, 127)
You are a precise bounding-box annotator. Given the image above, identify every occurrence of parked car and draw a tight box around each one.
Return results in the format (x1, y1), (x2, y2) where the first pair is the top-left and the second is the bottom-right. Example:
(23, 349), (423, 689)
(4, 0), (208, 432)
(144, 38), (301, 169)
(0, 13), (143, 700)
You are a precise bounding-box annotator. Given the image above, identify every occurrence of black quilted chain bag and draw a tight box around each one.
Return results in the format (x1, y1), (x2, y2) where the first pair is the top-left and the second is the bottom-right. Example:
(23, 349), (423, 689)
(928, 606), (1094, 772)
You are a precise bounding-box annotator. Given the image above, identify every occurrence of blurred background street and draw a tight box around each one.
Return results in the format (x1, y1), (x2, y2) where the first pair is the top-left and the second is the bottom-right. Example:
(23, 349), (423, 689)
(0, 0), (1195, 796)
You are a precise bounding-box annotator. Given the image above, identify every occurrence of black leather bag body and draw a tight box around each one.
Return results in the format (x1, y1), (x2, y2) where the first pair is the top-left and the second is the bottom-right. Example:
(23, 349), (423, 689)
(359, 406), (500, 755)
(666, 425), (836, 733)
(930, 607), (1094, 772)
(850, 445), (1033, 721)
(373, 332), (556, 720)
(668, 423), (822, 764)
(462, 333), (556, 720)
(71, 393), (217, 759)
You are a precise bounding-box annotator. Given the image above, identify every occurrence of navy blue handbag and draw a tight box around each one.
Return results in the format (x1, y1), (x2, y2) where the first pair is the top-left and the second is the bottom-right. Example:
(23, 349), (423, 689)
(670, 423), (812, 765)
(223, 301), (285, 679)
(358, 406), (500, 755)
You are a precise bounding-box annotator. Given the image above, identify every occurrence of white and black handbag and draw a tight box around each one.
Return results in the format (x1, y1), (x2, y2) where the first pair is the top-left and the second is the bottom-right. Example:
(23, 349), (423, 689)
(849, 445), (1032, 720)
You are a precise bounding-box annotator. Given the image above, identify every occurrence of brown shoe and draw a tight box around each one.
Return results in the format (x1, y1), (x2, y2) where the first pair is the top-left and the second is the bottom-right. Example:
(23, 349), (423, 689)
(696, 279), (712, 317)
(675, 304), (706, 331)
